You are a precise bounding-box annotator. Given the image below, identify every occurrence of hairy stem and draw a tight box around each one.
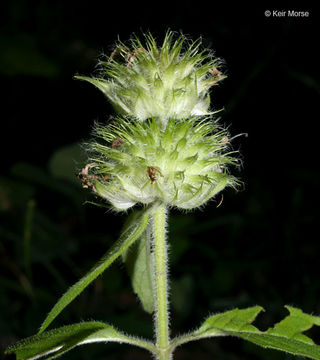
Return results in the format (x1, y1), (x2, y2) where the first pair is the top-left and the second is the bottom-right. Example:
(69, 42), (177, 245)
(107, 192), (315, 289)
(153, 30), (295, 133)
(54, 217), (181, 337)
(153, 203), (171, 360)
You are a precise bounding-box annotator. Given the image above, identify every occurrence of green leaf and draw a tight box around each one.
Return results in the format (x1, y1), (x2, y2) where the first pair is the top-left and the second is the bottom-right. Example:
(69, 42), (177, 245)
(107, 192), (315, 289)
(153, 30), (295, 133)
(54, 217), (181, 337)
(175, 306), (320, 360)
(6, 322), (121, 360)
(11, 163), (80, 203)
(5, 321), (156, 360)
(39, 204), (156, 333)
(49, 142), (86, 184)
(122, 222), (154, 313)
(0, 34), (59, 77)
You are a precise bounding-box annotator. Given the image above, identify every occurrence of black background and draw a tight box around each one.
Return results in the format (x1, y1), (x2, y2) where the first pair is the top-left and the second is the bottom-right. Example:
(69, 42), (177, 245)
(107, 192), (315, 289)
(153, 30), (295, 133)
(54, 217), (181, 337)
(1, 1), (319, 360)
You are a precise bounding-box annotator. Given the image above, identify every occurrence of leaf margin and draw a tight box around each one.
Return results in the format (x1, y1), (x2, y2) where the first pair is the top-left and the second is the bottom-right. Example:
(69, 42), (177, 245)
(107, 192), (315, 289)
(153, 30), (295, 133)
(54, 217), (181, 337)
(6, 321), (156, 360)
(170, 305), (320, 360)
(122, 222), (154, 314)
(39, 203), (156, 334)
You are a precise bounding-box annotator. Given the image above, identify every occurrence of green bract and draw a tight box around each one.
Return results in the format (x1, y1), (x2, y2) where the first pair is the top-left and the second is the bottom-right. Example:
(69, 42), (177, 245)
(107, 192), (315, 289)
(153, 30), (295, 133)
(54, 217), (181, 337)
(76, 31), (224, 124)
(81, 117), (238, 211)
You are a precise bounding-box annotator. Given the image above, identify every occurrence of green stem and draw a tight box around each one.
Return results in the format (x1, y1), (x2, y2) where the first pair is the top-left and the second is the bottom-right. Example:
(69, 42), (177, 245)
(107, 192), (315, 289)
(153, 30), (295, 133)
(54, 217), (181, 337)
(153, 203), (171, 360)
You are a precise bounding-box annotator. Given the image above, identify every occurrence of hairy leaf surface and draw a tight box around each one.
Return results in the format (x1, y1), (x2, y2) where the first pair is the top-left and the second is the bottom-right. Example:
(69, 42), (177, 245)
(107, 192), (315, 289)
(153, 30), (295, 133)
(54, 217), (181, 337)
(122, 223), (154, 313)
(187, 306), (320, 360)
(6, 322), (124, 360)
(39, 205), (155, 333)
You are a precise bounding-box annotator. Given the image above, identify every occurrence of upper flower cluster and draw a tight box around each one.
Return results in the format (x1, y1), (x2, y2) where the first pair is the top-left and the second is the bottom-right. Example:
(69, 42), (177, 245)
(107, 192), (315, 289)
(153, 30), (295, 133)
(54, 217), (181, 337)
(76, 31), (224, 125)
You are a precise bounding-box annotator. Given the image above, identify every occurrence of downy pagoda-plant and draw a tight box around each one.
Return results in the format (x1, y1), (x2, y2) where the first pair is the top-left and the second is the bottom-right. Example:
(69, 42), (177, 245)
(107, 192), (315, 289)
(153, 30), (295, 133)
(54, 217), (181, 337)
(6, 31), (320, 360)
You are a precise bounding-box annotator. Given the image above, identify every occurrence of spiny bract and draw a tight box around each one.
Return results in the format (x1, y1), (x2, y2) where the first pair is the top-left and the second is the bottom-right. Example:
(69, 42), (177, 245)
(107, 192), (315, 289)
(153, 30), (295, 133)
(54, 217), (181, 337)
(81, 117), (238, 211)
(76, 31), (225, 125)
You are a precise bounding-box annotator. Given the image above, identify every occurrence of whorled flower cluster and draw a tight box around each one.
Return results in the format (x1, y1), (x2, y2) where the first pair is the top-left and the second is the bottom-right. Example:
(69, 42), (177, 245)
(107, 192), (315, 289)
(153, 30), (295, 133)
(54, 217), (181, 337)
(79, 117), (239, 211)
(76, 31), (224, 125)
(78, 31), (240, 211)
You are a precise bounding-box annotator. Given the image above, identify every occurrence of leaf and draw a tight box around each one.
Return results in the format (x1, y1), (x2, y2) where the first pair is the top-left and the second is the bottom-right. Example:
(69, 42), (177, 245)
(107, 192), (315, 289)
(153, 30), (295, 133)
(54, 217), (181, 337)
(177, 306), (320, 360)
(49, 143), (86, 184)
(0, 34), (59, 77)
(6, 322), (121, 360)
(11, 163), (80, 203)
(39, 204), (155, 333)
(122, 222), (154, 313)
(6, 321), (155, 360)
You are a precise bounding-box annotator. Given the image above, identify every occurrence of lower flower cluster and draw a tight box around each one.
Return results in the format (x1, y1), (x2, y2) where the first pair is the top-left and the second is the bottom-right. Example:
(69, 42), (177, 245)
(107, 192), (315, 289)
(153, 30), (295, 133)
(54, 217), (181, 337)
(80, 117), (239, 211)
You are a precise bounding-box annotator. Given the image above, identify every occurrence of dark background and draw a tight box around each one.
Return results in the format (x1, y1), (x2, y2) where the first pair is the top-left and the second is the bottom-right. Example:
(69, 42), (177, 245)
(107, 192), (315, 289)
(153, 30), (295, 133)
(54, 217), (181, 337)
(1, 1), (319, 359)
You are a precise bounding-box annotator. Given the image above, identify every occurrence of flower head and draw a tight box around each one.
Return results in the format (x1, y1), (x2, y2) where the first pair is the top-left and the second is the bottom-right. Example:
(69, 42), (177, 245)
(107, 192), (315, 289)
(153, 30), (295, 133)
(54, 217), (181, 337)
(80, 117), (239, 211)
(76, 31), (225, 126)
